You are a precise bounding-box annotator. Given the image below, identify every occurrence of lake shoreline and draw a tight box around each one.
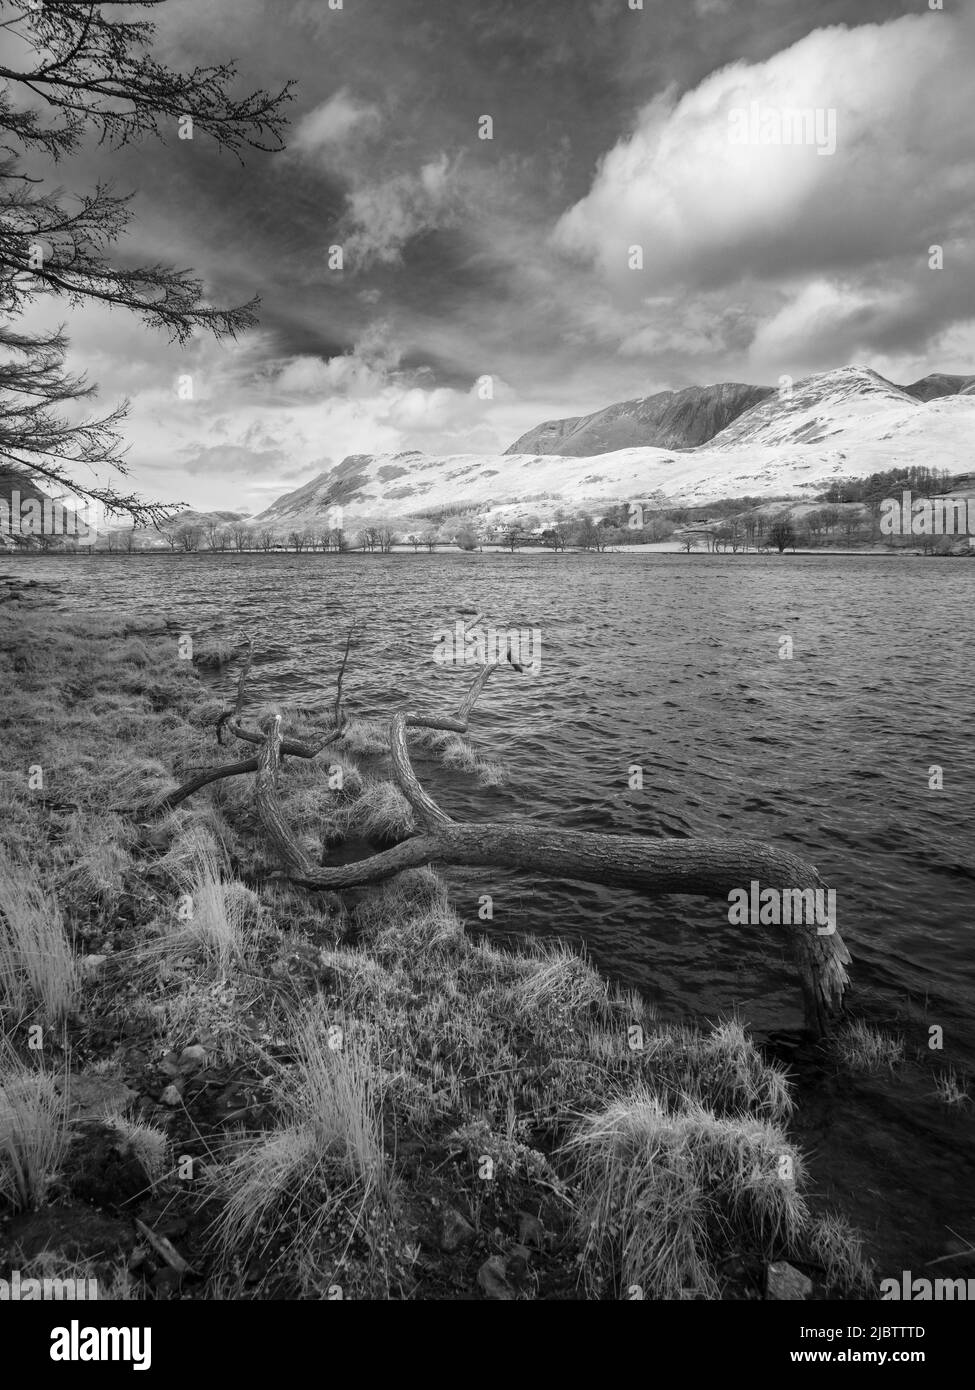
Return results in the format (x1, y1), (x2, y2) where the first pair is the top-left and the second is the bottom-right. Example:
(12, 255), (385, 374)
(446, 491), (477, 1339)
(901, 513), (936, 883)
(0, 579), (875, 1300)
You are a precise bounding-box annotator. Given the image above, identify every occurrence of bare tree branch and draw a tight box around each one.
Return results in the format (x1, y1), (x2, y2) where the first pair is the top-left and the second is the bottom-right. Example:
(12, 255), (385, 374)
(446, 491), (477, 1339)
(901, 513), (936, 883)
(138, 619), (852, 1033)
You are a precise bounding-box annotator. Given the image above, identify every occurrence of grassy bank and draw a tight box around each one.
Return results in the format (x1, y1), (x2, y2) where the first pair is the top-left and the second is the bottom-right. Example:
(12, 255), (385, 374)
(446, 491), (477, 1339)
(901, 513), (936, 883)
(0, 576), (874, 1300)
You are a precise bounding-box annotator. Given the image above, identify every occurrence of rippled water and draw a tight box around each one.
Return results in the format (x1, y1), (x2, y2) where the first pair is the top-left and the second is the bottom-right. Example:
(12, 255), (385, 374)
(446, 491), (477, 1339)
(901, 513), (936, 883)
(7, 549), (975, 1275)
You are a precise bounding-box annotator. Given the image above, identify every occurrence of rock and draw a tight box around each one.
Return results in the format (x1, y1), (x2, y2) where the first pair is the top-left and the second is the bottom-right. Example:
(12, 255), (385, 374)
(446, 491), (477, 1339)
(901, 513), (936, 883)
(477, 1255), (516, 1301)
(59, 1072), (138, 1122)
(766, 1261), (814, 1300)
(177, 1045), (207, 1074)
(504, 1243), (532, 1283)
(159, 1084), (182, 1107)
(138, 824), (172, 853)
(438, 1207), (476, 1253)
(517, 1211), (545, 1250)
(79, 954), (107, 976)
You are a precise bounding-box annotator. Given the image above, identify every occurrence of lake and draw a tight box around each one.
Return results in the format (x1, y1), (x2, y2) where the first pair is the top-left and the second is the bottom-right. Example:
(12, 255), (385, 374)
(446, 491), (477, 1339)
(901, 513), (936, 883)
(6, 548), (975, 1276)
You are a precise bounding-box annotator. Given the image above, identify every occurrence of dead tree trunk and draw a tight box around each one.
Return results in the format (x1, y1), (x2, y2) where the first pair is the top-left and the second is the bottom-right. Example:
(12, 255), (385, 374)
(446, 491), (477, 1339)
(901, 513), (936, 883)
(152, 615), (852, 1033)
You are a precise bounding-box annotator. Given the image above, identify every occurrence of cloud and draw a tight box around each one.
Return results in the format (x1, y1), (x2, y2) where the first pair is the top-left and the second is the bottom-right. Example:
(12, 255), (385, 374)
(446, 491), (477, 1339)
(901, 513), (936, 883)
(180, 444), (286, 477)
(290, 90), (383, 156)
(341, 153), (462, 266)
(553, 12), (975, 291)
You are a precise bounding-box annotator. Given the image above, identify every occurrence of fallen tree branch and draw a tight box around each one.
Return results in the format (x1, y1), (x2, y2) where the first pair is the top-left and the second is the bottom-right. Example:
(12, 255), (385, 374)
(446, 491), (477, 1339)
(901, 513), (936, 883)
(145, 625), (356, 813)
(250, 624), (851, 1035)
(139, 616), (853, 1032)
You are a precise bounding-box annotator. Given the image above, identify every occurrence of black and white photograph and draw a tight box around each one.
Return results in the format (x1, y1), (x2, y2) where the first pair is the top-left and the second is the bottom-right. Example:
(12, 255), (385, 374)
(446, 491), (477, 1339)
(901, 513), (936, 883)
(0, 0), (972, 1348)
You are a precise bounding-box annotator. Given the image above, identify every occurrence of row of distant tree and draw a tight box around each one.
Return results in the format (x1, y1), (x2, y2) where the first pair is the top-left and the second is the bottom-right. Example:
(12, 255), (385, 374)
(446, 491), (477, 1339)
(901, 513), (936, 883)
(26, 477), (972, 555)
(100, 507), (663, 553)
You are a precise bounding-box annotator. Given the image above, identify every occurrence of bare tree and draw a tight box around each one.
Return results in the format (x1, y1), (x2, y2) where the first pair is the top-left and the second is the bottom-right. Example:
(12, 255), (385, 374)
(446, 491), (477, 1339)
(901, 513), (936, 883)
(768, 517), (796, 553)
(258, 528), (276, 553)
(0, 1), (292, 520)
(177, 524), (201, 552)
(204, 521), (228, 551)
(230, 525), (250, 552)
(501, 523), (524, 552)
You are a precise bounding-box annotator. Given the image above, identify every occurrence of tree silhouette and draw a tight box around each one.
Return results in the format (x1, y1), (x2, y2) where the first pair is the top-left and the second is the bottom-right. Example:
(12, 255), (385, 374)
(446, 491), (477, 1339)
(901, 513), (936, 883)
(0, 1), (293, 521)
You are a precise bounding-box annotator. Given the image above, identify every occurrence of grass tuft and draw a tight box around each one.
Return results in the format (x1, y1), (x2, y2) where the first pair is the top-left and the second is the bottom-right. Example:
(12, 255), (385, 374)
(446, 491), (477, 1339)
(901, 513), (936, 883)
(0, 851), (80, 1024)
(0, 1044), (70, 1211)
(564, 1087), (807, 1299)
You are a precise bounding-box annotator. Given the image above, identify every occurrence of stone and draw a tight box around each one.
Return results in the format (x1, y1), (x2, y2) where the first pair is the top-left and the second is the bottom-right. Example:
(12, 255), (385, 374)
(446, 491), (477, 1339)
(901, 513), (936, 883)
(59, 1072), (138, 1122)
(766, 1261), (814, 1300)
(177, 1045), (207, 1074)
(517, 1211), (545, 1249)
(477, 1255), (516, 1301)
(159, 1084), (182, 1107)
(438, 1206), (475, 1253)
(504, 1243), (532, 1283)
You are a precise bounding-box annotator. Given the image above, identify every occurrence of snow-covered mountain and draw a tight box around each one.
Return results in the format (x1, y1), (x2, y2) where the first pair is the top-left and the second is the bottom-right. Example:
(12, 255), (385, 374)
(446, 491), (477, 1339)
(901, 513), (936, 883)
(505, 381), (773, 456)
(252, 366), (975, 530)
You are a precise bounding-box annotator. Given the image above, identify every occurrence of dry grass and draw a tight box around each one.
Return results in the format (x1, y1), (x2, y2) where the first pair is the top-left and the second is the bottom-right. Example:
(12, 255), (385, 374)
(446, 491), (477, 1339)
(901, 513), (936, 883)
(564, 1088), (808, 1299)
(165, 828), (259, 974)
(833, 1020), (904, 1072)
(0, 1043), (70, 1210)
(346, 781), (416, 841)
(103, 1113), (170, 1190)
(203, 1005), (389, 1291)
(933, 1067), (970, 1107)
(802, 1212), (874, 1296)
(0, 851), (80, 1024)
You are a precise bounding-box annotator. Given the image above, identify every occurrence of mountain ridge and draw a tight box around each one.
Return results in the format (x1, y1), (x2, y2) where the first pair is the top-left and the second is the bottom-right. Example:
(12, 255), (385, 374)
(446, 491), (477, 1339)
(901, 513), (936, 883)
(251, 365), (975, 532)
(505, 368), (974, 457)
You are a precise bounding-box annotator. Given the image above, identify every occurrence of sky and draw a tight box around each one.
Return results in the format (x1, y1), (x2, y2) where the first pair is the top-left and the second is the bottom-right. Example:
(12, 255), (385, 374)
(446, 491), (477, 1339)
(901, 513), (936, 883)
(12, 0), (975, 515)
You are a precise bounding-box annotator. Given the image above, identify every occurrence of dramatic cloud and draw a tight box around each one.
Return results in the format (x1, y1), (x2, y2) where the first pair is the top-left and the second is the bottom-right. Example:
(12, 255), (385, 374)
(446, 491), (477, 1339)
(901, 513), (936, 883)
(12, 0), (974, 513)
(554, 12), (975, 291)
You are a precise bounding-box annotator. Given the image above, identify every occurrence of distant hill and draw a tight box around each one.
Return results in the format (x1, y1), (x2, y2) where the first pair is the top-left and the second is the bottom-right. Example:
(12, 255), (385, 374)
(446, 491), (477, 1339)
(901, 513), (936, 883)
(505, 369), (975, 457)
(901, 373), (975, 401)
(99, 508), (248, 549)
(505, 382), (774, 456)
(252, 365), (975, 531)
